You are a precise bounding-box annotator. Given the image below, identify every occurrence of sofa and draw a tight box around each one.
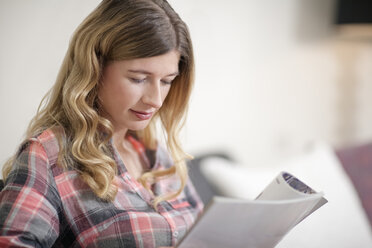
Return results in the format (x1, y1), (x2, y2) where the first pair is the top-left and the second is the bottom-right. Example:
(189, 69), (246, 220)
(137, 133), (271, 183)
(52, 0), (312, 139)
(188, 142), (372, 247)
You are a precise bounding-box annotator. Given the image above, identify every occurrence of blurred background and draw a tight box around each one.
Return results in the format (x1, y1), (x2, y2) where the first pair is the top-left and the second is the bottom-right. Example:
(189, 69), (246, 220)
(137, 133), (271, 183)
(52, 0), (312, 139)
(1, 0), (372, 172)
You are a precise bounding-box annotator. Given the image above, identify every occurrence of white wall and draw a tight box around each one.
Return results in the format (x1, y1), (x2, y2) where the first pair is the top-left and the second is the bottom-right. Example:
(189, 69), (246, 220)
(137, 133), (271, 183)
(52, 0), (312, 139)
(1, 0), (372, 173)
(0, 0), (101, 171)
(171, 0), (372, 165)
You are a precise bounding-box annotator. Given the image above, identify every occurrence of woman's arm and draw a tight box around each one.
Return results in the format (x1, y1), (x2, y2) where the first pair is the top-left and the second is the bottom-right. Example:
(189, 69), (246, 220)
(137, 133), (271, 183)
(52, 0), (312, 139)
(0, 140), (61, 247)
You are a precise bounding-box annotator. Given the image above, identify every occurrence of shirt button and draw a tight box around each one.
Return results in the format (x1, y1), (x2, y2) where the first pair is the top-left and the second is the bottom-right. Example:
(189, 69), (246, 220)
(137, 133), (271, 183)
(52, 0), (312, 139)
(173, 231), (179, 237)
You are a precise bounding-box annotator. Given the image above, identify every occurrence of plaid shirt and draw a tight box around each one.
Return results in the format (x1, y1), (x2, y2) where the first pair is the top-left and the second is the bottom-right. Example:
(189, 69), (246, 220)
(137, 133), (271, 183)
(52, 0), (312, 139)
(0, 129), (203, 248)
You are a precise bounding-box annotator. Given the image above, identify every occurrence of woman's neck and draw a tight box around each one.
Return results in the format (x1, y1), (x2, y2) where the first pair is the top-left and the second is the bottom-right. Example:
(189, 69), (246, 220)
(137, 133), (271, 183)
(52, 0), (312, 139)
(112, 128), (130, 152)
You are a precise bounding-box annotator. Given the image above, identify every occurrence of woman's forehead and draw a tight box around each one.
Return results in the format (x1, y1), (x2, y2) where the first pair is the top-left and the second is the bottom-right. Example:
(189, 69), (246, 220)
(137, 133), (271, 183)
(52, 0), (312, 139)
(107, 50), (180, 76)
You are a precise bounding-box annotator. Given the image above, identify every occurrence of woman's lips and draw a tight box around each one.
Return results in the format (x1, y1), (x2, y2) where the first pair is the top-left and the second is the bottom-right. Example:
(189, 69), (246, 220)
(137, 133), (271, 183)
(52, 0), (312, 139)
(130, 109), (153, 120)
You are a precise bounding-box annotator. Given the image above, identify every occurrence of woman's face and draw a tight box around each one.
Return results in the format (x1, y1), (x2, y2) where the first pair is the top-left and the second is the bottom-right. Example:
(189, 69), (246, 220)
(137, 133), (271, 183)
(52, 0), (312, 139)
(98, 50), (180, 132)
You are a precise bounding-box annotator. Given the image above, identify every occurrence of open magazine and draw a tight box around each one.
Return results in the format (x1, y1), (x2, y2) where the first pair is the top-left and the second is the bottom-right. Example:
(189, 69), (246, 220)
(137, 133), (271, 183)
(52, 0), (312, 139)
(177, 171), (328, 248)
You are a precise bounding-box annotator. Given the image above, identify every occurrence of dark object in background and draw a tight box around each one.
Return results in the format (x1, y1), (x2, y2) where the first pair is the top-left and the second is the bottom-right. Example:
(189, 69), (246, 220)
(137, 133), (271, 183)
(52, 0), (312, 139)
(187, 152), (233, 205)
(336, 0), (372, 24)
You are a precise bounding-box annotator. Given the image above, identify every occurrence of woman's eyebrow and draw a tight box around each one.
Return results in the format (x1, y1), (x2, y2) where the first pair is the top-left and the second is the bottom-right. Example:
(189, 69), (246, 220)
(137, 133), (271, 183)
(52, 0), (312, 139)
(128, 69), (179, 77)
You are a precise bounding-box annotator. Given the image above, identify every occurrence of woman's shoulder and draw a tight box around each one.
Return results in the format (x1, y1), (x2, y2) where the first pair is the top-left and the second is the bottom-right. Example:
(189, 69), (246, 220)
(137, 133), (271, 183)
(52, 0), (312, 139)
(18, 127), (64, 166)
(34, 127), (63, 149)
(5, 127), (65, 188)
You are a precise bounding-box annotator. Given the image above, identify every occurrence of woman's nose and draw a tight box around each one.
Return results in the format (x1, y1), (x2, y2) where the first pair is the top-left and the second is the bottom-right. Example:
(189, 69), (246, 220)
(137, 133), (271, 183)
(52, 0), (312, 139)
(142, 81), (164, 109)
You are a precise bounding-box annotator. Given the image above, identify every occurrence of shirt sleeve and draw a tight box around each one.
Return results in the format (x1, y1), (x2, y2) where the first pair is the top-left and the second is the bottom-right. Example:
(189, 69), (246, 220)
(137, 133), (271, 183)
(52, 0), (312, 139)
(0, 139), (61, 248)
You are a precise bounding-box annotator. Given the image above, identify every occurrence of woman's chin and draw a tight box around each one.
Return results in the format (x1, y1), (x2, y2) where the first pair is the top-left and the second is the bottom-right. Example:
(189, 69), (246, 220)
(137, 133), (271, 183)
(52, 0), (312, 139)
(128, 121), (151, 131)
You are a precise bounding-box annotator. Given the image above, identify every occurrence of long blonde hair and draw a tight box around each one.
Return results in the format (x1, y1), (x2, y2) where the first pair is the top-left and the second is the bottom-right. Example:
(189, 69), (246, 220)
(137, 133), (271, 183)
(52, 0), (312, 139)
(2, 0), (194, 207)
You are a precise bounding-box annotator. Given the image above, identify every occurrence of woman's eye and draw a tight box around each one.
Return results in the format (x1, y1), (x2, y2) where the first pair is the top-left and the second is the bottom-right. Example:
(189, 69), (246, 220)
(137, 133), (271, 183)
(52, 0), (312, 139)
(130, 78), (146, 84)
(161, 80), (172, 85)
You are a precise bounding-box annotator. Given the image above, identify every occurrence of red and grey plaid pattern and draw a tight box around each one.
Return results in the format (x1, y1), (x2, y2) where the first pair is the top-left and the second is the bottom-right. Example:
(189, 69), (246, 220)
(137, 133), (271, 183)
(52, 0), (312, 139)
(0, 129), (203, 247)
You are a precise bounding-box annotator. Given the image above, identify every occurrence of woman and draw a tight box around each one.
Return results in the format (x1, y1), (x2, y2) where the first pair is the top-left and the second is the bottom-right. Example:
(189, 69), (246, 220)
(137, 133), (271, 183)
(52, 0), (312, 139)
(0, 0), (203, 247)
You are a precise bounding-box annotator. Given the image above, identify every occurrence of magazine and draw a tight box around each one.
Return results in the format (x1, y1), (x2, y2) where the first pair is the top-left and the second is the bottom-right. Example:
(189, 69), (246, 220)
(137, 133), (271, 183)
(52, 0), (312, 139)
(177, 171), (328, 248)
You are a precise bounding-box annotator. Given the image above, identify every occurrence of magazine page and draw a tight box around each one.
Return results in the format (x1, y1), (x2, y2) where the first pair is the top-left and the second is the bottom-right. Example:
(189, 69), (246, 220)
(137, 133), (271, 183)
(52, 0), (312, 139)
(256, 171), (320, 200)
(177, 172), (327, 248)
(256, 172), (328, 220)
